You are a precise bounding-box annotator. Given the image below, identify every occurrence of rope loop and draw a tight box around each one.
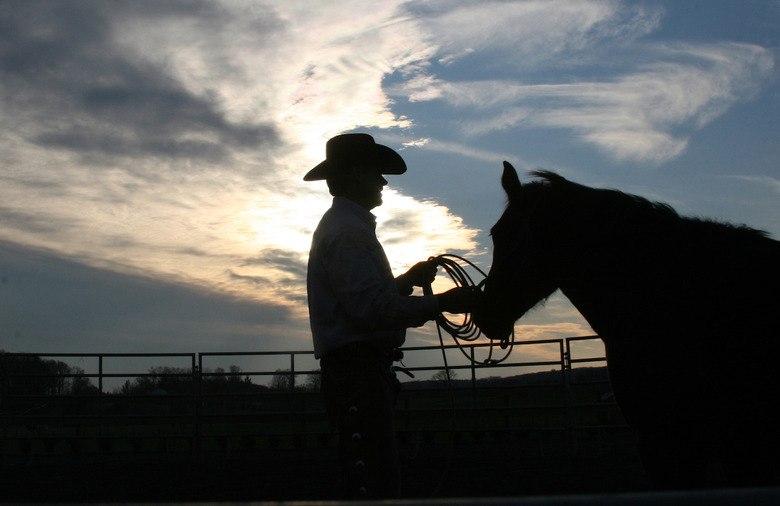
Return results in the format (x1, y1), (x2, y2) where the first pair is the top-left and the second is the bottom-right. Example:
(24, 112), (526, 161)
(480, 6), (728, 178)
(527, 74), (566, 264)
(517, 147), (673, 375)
(427, 254), (515, 366)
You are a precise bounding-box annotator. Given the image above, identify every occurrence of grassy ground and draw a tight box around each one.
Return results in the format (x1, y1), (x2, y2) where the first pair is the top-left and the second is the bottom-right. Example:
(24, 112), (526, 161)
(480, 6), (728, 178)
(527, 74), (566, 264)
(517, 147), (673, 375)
(2, 429), (652, 502)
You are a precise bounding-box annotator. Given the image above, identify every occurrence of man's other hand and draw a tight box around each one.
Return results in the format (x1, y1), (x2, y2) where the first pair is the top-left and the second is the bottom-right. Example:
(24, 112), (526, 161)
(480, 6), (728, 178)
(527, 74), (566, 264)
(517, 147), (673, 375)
(436, 287), (480, 314)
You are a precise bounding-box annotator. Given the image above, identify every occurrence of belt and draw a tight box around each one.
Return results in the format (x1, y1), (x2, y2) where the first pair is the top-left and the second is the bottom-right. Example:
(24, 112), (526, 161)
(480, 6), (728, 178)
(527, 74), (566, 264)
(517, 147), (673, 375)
(321, 341), (397, 370)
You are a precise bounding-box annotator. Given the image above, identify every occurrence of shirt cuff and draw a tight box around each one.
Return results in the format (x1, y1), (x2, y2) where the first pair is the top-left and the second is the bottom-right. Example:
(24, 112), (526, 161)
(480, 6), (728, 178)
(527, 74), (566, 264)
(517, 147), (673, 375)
(424, 293), (440, 318)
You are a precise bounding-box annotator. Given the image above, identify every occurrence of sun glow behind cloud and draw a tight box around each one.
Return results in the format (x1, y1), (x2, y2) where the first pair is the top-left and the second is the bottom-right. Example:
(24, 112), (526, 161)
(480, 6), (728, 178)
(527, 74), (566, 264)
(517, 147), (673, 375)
(0, 1), (476, 308)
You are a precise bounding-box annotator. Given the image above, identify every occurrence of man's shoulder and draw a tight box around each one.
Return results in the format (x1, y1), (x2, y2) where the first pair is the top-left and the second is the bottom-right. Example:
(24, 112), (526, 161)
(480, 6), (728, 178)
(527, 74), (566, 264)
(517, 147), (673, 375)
(317, 200), (371, 234)
(312, 212), (357, 252)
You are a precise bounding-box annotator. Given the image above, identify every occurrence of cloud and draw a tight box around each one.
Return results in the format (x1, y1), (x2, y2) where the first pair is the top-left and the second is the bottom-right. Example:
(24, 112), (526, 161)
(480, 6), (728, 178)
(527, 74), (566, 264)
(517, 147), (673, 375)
(270, 1), (438, 146)
(725, 175), (780, 195)
(240, 248), (309, 281)
(530, 43), (775, 161)
(389, 1), (775, 163)
(416, 137), (523, 164)
(376, 190), (482, 271)
(228, 248), (310, 305)
(0, 0), (279, 163)
(1, 0), (474, 277)
(0, 205), (67, 236)
(407, 0), (662, 69)
(0, 240), (297, 353)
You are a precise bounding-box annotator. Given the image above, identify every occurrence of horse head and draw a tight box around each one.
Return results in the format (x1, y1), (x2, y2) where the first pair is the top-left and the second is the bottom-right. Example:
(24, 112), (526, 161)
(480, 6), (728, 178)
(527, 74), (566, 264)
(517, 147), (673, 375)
(474, 162), (562, 341)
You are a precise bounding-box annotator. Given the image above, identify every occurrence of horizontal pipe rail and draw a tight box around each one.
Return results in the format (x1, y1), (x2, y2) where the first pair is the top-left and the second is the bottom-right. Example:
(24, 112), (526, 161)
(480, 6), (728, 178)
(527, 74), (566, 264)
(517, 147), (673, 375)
(1, 336), (620, 459)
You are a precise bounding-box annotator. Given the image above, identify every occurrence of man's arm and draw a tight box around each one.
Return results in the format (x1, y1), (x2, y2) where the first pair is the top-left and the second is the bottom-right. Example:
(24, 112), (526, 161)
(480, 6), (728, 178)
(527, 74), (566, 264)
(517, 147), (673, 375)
(397, 260), (480, 313)
(324, 230), (439, 330)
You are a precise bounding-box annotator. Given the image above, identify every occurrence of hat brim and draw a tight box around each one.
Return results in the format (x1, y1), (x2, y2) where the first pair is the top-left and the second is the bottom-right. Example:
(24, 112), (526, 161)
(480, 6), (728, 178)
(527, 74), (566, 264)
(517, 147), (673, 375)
(303, 143), (406, 181)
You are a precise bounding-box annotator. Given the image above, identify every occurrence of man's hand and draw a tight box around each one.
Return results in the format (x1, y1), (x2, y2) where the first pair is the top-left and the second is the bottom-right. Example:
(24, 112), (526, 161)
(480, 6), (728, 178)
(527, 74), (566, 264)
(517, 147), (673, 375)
(436, 287), (480, 314)
(405, 260), (437, 286)
(397, 260), (437, 295)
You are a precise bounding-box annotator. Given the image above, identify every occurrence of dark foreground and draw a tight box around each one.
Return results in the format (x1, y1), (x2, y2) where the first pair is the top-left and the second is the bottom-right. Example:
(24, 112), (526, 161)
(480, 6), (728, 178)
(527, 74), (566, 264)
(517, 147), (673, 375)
(9, 430), (778, 504)
(3, 431), (653, 502)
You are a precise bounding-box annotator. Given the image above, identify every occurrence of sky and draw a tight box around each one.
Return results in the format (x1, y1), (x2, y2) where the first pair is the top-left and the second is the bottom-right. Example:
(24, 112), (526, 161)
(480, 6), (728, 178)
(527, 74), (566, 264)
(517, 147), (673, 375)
(2, 0), (779, 371)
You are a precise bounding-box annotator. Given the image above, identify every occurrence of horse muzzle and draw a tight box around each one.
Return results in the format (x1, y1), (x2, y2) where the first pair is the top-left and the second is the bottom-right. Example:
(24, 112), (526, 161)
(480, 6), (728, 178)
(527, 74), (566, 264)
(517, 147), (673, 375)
(473, 303), (514, 343)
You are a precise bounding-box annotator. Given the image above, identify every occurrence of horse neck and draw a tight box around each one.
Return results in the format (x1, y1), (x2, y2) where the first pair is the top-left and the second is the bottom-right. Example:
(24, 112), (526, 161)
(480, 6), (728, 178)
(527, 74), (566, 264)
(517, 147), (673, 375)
(552, 205), (667, 334)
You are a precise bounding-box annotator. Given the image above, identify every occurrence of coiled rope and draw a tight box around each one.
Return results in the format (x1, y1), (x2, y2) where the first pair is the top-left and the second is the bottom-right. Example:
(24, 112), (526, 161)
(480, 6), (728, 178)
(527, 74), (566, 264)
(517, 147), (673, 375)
(425, 254), (515, 368)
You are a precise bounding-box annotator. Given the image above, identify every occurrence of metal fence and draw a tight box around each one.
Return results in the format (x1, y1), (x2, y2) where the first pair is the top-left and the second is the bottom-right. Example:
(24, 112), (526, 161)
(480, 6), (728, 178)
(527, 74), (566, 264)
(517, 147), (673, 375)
(0, 335), (626, 459)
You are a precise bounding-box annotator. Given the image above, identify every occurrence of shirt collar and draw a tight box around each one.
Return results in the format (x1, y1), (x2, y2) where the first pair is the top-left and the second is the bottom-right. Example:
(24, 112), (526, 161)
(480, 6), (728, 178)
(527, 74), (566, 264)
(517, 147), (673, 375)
(332, 196), (377, 228)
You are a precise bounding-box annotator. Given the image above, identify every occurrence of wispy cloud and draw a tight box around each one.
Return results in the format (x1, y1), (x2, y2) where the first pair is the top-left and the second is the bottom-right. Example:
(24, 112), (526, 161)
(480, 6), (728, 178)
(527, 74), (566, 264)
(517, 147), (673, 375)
(2, 1), (279, 163)
(394, 2), (774, 162)
(407, 0), (662, 69)
(724, 174), (780, 195)
(0, 239), (296, 353)
(424, 43), (771, 160)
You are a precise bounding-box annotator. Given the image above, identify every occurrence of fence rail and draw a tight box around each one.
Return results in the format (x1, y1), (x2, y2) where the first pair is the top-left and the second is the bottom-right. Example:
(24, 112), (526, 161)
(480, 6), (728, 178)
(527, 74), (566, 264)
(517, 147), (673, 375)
(1, 335), (626, 459)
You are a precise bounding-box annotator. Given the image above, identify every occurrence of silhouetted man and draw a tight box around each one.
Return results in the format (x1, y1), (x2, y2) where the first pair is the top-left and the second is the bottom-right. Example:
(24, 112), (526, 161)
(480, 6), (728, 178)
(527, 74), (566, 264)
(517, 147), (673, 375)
(305, 133), (476, 499)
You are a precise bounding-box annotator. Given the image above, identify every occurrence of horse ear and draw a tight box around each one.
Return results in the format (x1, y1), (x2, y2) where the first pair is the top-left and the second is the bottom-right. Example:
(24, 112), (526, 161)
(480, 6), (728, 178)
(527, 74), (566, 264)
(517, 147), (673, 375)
(501, 161), (522, 200)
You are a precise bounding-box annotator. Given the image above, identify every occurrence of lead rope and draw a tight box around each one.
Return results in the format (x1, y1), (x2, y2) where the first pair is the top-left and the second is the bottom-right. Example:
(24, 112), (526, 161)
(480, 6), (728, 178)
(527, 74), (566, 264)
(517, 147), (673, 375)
(421, 254), (516, 496)
(424, 254), (515, 367)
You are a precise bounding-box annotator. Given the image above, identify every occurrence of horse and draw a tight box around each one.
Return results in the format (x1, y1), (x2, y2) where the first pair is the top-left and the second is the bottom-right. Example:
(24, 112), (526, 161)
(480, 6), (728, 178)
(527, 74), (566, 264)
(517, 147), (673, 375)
(474, 162), (780, 489)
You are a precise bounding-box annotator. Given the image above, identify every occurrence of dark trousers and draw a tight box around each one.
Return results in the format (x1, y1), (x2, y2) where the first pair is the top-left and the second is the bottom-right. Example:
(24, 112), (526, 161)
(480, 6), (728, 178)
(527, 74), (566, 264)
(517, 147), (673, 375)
(320, 343), (401, 499)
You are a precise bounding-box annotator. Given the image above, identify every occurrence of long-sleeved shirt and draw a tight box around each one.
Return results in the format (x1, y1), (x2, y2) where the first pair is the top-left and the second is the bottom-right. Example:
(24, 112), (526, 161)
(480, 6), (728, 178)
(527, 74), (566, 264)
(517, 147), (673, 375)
(307, 197), (439, 359)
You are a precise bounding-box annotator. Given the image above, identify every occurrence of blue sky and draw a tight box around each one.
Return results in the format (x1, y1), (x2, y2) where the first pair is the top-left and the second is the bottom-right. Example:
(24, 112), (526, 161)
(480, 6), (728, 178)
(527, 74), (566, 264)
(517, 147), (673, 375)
(1, 0), (779, 366)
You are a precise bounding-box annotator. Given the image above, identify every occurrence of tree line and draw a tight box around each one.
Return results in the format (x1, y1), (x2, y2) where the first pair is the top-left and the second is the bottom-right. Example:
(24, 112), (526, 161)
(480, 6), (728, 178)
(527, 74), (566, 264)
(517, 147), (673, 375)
(0, 353), (98, 396)
(2, 352), (609, 398)
(0, 353), (321, 396)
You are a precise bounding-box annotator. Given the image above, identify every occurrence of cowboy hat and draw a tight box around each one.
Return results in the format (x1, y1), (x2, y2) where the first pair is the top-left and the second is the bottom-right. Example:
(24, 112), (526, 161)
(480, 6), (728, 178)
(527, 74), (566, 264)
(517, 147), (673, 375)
(303, 133), (406, 181)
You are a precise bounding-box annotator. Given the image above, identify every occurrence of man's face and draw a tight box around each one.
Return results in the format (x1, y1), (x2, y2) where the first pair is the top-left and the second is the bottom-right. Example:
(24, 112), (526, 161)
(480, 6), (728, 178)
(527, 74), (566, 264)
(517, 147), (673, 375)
(352, 167), (388, 210)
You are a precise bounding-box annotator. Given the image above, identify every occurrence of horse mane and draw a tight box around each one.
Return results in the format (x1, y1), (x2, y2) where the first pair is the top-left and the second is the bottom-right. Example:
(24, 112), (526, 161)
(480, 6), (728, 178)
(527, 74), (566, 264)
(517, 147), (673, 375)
(528, 170), (768, 240)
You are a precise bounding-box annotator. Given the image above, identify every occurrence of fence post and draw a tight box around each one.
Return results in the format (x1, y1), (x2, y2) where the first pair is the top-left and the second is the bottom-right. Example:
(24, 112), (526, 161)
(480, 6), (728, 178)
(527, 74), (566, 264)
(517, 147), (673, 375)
(290, 353), (299, 437)
(562, 339), (577, 456)
(1, 352), (6, 463)
(97, 355), (104, 440)
(470, 346), (477, 411)
(290, 353), (296, 394)
(194, 356), (202, 459)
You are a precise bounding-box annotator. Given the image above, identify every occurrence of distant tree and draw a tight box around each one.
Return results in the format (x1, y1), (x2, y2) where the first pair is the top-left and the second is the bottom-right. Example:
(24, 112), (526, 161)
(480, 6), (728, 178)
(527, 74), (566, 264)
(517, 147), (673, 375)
(228, 365), (244, 384)
(432, 369), (457, 383)
(270, 368), (296, 391)
(114, 365), (258, 395)
(303, 371), (322, 392)
(0, 354), (91, 396)
(117, 379), (135, 395)
(113, 366), (193, 395)
(201, 365), (254, 394)
(68, 366), (99, 395)
(151, 366), (194, 394)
